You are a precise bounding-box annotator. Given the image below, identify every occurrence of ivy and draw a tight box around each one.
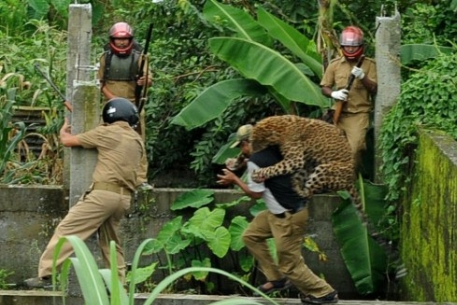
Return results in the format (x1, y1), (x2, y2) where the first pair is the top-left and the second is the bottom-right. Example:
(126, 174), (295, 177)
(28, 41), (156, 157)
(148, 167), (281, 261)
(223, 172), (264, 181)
(380, 53), (457, 202)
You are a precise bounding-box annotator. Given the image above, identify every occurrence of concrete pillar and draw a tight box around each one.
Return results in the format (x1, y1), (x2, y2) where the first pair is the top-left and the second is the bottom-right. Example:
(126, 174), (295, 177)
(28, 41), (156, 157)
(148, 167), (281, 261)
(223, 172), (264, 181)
(374, 10), (401, 183)
(65, 4), (100, 206)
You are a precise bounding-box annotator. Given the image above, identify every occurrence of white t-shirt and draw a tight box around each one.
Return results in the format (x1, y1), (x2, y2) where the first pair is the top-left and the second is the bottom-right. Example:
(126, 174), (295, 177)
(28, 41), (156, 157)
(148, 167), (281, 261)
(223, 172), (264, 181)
(246, 160), (288, 214)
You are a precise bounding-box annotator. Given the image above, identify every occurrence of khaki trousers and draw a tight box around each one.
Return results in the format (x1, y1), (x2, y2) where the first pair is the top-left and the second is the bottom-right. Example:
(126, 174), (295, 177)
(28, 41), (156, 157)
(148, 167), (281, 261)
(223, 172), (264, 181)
(337, 112), (369, 167)
(38, 189), (131, 283)
(242, 209), (335, 298)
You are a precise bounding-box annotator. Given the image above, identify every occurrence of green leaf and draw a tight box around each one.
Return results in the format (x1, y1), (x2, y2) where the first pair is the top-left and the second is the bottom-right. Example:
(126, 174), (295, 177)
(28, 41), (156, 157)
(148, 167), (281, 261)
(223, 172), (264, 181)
(203, 0), (271, 45)
(126, 262), (158, 285)
(171, 79), (266, 129)
(228, 216), (249, 251)
(190, 258), (212, 281)
(171, 189), (215, 210)
(207, 226), (231, 258)
(256, 6), (322, 78)
(400, 44), (454, 65)
(209, 37), (328, 107)
(54, 236), (109, 305)
(332, 200), (387, 295)
(188, 207), (226, 231)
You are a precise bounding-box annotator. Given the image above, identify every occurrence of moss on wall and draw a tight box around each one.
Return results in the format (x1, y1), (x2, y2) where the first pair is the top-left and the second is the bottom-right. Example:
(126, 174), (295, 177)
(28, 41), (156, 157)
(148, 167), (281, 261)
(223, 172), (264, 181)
(400, 129), (457, 302)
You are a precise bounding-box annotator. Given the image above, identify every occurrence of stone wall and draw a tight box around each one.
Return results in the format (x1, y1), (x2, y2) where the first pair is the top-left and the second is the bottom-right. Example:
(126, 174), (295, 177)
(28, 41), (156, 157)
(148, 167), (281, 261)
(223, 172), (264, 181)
(0, 186), (357, 297)
(400, 130), (457, 302)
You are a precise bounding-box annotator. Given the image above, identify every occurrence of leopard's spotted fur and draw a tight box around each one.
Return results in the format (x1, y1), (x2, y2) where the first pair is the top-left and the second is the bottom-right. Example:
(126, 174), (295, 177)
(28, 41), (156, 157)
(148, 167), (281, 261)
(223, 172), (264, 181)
(250, 115), (363, 215)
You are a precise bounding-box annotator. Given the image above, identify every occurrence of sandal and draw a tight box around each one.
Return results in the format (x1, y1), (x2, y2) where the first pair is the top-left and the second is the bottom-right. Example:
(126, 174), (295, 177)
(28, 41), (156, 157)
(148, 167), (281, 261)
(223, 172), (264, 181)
(253, 277), (292, 296)
(300, 291), (338, 304)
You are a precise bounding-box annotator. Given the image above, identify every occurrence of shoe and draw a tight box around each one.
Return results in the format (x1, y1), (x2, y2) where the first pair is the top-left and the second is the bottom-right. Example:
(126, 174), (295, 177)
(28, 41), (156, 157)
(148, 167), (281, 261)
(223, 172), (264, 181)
(253, 277), (292, 296)
(300, 291), (338, 304)
(136, 182), (153, 192)
(24, 276), (53, 289)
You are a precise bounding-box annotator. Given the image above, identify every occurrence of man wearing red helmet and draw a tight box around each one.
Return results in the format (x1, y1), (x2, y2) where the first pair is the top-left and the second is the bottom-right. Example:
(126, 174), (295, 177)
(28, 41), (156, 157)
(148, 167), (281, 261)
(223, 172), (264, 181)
(98, 22), (153, 191)
(320, 26), (377, 170)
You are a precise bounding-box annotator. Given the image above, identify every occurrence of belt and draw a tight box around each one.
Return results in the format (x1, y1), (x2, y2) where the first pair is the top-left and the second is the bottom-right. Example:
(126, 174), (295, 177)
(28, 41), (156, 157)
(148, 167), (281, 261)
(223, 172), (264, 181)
(92, 182), (132, 196)
(274, 207), (304, 219)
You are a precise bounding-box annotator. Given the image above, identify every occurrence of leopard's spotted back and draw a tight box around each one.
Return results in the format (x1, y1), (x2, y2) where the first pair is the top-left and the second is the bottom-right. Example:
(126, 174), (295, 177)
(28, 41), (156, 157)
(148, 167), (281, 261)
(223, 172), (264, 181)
(250, 115), (363, 216)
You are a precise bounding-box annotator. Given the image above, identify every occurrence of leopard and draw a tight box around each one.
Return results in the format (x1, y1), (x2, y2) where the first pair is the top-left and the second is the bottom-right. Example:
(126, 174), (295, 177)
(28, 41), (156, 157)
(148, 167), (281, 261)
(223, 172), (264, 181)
(249, 114), (366, 220)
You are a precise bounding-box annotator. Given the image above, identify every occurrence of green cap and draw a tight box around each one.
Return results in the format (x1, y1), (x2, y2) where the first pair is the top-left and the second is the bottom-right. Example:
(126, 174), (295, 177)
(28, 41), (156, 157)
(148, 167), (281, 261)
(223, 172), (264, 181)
(230, 124), (253, 148)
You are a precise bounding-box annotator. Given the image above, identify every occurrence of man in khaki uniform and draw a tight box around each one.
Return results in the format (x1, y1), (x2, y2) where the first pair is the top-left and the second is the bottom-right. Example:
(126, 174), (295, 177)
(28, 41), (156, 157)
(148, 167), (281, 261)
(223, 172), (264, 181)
(25, 98), (144, 289)
(217, 125), (338, 305)
(98, 22), (152, 190)
(320, 26), (377, 168)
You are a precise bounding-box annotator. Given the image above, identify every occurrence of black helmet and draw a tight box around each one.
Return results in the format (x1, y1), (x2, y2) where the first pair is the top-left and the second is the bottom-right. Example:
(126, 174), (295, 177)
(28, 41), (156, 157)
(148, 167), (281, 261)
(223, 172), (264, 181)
(102, 98), (139, 127)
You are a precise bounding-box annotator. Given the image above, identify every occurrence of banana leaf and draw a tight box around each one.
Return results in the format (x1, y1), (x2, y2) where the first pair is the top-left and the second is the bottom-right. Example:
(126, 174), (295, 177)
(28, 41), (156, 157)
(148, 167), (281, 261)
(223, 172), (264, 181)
(400, 44), (454, 65)
(332, 182), (388, 295)
(256, 7), (323, 78)
(203, 0), (272, 45)
(209, 37), (328, 107)
(171, 79), (266, 129)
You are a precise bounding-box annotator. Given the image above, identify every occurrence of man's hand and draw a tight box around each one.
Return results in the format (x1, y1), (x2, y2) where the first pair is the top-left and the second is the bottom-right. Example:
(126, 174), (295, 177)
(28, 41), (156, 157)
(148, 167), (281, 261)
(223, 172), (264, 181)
(330, 89), (349, 101)
(217, 169), (237, 186)
(351, 66), (365, 80)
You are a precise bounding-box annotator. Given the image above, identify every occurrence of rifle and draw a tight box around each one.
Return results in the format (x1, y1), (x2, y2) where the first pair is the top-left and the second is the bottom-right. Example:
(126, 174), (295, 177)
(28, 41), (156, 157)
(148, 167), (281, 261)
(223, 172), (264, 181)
(135, 23), (153, 114)
(34, 63), (73, 112)
(332, 54), (365, 125)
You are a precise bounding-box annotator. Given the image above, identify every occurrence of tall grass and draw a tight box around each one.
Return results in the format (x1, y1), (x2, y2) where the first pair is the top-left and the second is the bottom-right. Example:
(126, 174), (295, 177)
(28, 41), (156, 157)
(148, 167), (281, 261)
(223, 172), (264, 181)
(53, 235), (280, 305)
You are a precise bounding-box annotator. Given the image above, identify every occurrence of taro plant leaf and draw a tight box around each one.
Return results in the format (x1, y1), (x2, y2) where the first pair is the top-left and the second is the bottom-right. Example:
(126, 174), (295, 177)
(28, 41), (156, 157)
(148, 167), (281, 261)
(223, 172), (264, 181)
(209, 37), (327, 107)
(400, 44), (454, 65)
(215, 195), (251, 209)
(188, 207), (226, 231)
(142, 216), (191, 255)
(126, 262), (158, 285)
(228, 215), (249, 251)
(171, 189), (215, 210)
(203, 0), (271, 45)
(53, 235), (109, 305)
(171, 79), (266, 130)
(332, 199), (387, 295)
(207, 226), (231, 258)
(249, 199), (267, 216)
(28, 0), (50, 19)
(190, 258), (212, 281)
(256, 6), (323, 78)
(240, 251), (255, 272)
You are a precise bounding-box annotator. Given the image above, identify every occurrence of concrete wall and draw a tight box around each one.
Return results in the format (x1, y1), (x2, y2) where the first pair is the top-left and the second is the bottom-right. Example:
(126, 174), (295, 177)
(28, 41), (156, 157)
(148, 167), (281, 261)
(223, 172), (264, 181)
(0, 186), (356, 297)
(400, 130), (457, 302)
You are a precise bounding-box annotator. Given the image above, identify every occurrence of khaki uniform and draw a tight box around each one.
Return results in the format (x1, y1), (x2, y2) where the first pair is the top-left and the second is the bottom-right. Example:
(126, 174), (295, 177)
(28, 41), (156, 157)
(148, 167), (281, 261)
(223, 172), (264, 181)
(243, 146), (336, 298)
(320, 56), (377, 158)
(98, 52), (150, 184)
(38, 121), (144, 283)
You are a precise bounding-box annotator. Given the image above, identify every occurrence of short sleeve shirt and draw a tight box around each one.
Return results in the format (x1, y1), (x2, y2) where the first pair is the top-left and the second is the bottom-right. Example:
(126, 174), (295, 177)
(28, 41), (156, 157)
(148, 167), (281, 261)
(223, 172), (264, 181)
(76, 121), (144, 191)
(320, 56), (377, 113)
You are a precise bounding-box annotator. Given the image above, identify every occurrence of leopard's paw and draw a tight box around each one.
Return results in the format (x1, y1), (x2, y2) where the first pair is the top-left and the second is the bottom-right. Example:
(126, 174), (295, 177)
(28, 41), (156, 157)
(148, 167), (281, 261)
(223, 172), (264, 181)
(251, 169), (266, 183)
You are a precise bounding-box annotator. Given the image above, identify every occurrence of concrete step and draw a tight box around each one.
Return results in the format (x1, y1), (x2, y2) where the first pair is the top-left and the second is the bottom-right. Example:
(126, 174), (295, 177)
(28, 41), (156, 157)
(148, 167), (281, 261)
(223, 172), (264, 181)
(1, 291), (457, 305)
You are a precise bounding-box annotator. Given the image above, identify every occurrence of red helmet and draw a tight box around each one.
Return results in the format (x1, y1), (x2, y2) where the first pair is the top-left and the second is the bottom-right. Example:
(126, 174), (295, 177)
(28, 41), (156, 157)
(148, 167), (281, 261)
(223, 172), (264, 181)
(109, 22), (134, 55)
(340, 26), (364, 60)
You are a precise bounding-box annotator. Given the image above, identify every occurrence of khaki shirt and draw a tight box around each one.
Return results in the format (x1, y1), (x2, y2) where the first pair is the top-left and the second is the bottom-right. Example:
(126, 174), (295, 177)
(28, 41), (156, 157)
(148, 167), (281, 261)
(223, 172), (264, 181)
(320, 56), (377, 113)
(98, 52), (150, 102)
(76, 121), (144, 191)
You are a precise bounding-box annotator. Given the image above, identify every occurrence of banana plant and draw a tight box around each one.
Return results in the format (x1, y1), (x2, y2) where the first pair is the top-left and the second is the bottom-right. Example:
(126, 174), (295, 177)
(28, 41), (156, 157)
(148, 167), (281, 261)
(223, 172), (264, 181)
(332, 178), (390, 295)
(171, 0), (330, 130)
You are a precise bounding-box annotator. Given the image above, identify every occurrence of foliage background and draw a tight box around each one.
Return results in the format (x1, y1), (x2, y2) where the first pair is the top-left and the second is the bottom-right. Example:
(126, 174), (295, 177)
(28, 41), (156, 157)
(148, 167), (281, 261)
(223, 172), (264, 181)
(1, 0), (457, 192)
